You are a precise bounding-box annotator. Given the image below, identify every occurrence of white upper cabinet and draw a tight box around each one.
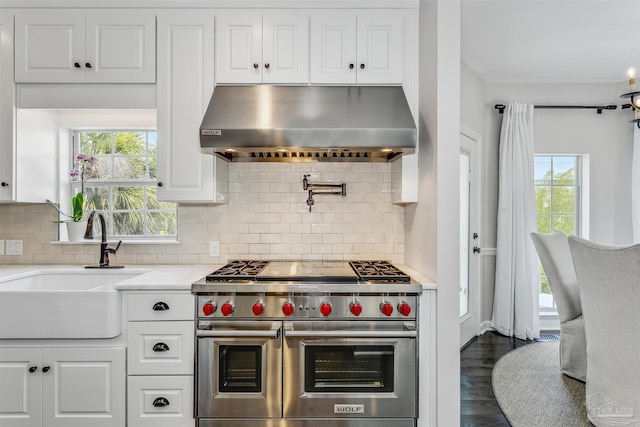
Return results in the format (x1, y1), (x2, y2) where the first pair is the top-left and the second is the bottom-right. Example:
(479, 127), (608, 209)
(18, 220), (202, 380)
(14, 12), (155, 83)
(0, 13), (57, 203)
(216, 12), (309, 84)
(311, 13), (403, 84)
(310, 15), (356, 84)
(0, 14), (10, 201)
(156, 11), (228, 203)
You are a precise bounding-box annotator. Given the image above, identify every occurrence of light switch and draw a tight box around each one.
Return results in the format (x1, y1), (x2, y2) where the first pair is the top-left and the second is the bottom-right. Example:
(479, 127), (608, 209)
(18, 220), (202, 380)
(6, 240), (23, 256)
(0, 240), (4, 255)
(209, 241), (220, 257)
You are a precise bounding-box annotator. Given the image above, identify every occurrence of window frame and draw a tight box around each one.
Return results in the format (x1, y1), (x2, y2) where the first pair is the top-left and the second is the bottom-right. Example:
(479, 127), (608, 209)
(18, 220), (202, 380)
(534, 154), (588, 311)
(70, 129), (177, 241)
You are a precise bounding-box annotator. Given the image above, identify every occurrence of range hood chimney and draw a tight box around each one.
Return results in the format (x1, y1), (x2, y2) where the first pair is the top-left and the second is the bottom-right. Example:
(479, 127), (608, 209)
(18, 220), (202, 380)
(200, 85), (416, 162)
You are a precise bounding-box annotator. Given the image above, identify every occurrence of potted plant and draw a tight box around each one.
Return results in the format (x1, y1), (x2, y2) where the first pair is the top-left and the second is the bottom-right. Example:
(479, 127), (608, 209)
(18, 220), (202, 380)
(47, 154), (100, 241)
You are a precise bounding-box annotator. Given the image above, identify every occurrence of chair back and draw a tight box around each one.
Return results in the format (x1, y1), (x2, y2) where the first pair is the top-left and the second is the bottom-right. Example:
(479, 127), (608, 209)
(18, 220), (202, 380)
(568, 236), (640, 426)
(530, 231), (581, 322)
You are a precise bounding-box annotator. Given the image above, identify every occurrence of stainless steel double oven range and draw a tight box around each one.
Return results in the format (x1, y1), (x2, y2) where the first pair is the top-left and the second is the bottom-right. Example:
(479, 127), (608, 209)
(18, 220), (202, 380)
(191, 260), (422, 427)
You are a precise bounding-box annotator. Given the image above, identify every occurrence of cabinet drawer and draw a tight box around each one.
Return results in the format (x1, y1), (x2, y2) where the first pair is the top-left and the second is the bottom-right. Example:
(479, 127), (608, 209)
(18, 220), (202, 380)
(127, 375), (194, 427)
(127, 292), (194, 321)
(127, 321), (194, 375)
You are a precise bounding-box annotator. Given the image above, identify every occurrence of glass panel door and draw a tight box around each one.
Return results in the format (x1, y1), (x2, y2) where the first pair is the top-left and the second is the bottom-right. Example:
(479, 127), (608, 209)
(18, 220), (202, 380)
(304, 345), (394, 393)
(219, 345), (262, 392)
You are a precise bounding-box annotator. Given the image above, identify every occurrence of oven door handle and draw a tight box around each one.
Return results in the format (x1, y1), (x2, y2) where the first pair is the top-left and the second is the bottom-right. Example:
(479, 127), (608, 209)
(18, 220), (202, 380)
(196, 322), (281, 339)
(284, 327), (416, 339)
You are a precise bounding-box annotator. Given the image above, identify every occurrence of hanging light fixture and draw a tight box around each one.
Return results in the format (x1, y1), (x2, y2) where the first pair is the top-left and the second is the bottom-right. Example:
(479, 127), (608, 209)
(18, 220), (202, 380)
(621, 67), (640, 128)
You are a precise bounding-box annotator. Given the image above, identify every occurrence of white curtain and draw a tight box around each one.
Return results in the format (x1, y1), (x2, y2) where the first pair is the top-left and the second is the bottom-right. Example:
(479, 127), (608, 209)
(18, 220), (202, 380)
(492, 102), (540, 340)
(633, 125), (640, 243)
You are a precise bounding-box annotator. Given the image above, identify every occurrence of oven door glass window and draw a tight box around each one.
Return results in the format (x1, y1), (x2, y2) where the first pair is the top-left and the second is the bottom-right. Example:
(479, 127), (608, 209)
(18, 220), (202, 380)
(304, 345), (394, 393)
(219, 345), (262, 393)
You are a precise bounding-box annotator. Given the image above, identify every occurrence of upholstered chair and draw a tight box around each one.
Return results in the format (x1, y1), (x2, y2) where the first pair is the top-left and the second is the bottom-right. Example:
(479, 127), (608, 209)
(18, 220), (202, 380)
(568, 236), (640, 427)
(530, 231), (586, 381)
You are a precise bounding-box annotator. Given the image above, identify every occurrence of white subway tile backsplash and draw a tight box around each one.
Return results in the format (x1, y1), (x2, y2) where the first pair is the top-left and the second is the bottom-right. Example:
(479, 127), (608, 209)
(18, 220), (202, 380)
(322, 234), (343, 244)
(240, 234), (261, 244)
(311, 243), (332, 254)
(269, 223), (292, 234)
(1, 162), (404, 264)
(302, 234), (323, 244)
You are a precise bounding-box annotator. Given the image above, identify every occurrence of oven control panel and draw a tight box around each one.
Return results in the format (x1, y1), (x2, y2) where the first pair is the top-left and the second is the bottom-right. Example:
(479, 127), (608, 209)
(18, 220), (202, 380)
(197, 294), (418, 320)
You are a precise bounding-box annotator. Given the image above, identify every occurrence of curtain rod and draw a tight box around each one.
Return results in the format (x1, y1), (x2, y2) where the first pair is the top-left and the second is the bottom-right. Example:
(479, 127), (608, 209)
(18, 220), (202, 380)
(494, 104), (618, 114)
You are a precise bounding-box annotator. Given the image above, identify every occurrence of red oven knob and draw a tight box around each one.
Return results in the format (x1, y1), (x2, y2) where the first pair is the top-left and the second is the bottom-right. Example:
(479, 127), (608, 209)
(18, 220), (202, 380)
(220, 302), (234, 316)
(202, 302), (216, 316)
(349, 301), (363, 316)
(320, 302), (332, 317)
(380, 302), (394, 317)
(398, 302), (412, 317)
(252, 302), (265, 316)
(282, 302), (295, 316)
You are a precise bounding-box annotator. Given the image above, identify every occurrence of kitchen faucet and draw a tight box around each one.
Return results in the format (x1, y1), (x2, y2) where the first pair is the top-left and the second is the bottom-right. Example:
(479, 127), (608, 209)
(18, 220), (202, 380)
(83, 211), (124, 269)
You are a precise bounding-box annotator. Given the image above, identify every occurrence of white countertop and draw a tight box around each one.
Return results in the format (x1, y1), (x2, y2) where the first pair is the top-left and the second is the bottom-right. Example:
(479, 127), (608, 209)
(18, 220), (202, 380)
(0, 263), (436, 291)
(0, 264), (218, 291)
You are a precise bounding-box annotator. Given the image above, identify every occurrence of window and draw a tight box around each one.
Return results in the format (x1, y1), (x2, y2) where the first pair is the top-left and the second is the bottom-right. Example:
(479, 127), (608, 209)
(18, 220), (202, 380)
(534, 155), (582, 309)
(73, 130), (177, 239)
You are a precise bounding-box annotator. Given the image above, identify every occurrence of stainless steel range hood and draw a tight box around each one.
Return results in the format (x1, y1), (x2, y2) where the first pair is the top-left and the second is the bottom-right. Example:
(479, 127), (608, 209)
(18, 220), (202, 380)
(200, 85), (416, 162)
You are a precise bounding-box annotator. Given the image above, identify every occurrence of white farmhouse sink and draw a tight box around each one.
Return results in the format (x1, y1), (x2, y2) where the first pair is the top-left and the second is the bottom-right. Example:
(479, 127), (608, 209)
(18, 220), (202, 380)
(0, 270), (144, 339)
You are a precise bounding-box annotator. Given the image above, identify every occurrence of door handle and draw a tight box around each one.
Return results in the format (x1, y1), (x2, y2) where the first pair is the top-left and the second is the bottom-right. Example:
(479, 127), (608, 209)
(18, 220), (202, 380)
(152, 301), (170, 311)
(284, 329), (417, 338)
(153, 397), (170, 407)
(153, 342), (170, 352)
(197, 322), (281, 338)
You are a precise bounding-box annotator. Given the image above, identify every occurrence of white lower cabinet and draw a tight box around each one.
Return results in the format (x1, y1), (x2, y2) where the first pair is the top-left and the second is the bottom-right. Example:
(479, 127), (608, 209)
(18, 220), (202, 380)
(126, 291), (195, 427)
(127, 375), (194, 427)
(0, 346), (125, 427)
(127, 321), (194, 375)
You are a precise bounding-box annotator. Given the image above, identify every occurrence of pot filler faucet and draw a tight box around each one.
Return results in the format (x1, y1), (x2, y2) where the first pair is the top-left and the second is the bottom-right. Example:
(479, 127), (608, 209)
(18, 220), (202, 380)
(83, 210), (124, 269)
(302, 174), (346, 212)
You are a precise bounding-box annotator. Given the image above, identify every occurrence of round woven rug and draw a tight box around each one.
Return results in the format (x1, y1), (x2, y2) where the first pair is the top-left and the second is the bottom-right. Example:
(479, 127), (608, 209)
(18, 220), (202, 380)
(492, 341), (591, 427)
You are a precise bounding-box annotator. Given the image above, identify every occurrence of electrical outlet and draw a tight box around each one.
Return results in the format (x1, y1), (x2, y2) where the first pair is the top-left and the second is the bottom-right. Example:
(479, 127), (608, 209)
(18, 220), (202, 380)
(0, 240), (4, 256)
(6, 240), (22, 256)
(209, 241), (220, 257)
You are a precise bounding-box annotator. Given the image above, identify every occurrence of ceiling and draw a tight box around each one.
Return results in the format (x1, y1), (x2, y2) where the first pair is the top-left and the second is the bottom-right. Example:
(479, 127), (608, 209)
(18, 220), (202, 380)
(461, 0), (640, 84)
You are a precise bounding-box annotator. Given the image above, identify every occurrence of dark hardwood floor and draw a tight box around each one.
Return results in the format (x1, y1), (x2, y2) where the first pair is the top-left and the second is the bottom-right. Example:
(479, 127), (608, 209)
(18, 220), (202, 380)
(460, 331), (536, 427)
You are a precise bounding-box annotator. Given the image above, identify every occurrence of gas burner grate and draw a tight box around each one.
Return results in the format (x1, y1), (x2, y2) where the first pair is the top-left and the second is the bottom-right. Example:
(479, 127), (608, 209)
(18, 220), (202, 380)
(349, 261), (410, 283)
(206, 260), (270, 281)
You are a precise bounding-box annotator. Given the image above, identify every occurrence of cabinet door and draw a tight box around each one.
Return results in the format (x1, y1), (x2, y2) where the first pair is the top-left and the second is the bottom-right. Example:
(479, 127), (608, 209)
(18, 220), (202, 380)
(0, 348), (42, 427)
(127, 376), (194, 427)
(42, 347), (125, 427)
(262, 13), (309, 84)
(14, 13), (85, 83)
(310, 14), (357, 84)
(127, 292), (195, 321)
(127, 321), (194, 375)
(0, 13), (13, 201)
(85, 12), (156, 83)
(215, 14), (262, 83)
(157, 12), (219, 202)
(356, 14), (403, 84)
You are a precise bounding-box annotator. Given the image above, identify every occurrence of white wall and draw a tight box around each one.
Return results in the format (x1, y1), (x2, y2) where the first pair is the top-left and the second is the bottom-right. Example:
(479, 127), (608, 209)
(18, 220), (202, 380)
(405, 0), (461, 425)
(461, 61), (486, 134)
